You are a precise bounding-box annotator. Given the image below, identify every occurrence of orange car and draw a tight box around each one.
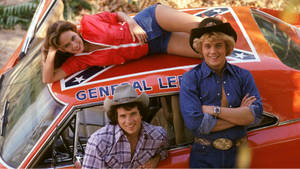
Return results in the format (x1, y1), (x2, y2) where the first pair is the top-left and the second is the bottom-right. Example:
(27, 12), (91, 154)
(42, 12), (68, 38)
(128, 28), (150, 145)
(0, 0), (300, 168)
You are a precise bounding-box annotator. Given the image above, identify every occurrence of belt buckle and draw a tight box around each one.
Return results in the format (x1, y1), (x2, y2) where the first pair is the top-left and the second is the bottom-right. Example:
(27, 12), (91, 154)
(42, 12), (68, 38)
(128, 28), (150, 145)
(212, 138), (233, 150)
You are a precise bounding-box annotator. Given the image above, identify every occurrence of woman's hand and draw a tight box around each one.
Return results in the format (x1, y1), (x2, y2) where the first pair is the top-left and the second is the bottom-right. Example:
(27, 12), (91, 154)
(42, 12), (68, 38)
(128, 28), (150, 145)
(42, 46), (67, 83)
(127, 19), (147, 44)
(42, 46), (57, 63)
(47, 46), (57, 58)
(116, 12), (147, 44)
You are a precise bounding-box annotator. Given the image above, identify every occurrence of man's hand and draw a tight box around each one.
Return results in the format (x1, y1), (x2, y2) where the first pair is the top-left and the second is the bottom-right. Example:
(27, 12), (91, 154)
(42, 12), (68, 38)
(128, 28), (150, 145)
(202, 105), (214, 115)
(241, 93), (256, 107)
(201, 93), (256, 115)
(137, 154), (160, 169)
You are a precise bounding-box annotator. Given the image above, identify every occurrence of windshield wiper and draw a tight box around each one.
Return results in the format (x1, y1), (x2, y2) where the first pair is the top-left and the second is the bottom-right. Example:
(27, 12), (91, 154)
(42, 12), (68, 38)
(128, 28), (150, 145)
(19, 0), (46, 59)
(0, 75), (3, 91)
(1, 100), (9, 136)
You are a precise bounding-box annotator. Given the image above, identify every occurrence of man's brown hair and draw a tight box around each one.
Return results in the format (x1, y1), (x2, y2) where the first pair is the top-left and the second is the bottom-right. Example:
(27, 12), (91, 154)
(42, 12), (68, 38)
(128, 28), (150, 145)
(107, 102), (149, 125)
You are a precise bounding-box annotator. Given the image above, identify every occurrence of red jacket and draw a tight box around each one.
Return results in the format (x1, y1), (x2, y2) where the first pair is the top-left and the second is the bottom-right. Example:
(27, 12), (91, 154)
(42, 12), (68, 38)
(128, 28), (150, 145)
(61, 12), (148, 76)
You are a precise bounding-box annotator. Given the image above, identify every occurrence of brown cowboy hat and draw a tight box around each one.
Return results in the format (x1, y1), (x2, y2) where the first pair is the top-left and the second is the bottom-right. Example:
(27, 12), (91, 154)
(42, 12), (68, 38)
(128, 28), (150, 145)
(190, 17), (237, 53)
(104, 84), (149, 112)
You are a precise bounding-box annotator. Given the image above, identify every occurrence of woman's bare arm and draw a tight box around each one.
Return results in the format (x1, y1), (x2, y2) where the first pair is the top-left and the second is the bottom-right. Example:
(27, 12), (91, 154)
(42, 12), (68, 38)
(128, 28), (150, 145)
(42, 47), (67, 83)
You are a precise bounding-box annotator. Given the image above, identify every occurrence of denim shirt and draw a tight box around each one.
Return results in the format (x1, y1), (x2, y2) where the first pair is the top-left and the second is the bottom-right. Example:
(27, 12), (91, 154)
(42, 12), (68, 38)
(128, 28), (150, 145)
(179, 61), (263, 141)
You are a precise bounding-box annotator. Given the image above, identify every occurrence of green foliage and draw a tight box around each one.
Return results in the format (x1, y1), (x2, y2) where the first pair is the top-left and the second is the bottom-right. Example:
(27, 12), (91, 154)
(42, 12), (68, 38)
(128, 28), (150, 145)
(0, 0), (92, 29)
(63, 0), (92, 20)
(0, 0), (39, 29)
(69, 0), (92, 14)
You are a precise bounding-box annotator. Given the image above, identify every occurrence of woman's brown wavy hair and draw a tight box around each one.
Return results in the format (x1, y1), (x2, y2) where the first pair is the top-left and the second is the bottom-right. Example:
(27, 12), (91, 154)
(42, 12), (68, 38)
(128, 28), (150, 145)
(42, 21), (77, 68)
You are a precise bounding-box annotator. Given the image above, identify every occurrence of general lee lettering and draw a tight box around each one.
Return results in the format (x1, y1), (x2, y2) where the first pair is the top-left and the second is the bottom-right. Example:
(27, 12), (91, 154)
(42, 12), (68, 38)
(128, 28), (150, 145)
(75, 76), (182, 101)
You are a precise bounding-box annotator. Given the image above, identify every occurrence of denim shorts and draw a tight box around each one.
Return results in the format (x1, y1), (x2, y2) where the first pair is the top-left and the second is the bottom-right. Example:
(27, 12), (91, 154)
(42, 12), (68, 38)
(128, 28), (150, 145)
(133, 4), (171, 54)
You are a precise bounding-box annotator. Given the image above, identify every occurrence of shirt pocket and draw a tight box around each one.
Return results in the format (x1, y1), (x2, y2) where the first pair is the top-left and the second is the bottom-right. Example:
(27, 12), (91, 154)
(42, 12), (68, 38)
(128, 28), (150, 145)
(105, 155), (121, 168)
(113, 25), (125, 41)
(200, 90), (209, 102)
(135, 150), (156, 165)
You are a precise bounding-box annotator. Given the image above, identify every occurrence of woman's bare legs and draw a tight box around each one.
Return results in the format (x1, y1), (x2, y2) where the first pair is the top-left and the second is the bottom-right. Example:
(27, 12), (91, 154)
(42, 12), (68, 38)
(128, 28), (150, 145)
(155, 4), (202, 33)
(155, 4), (202, 58)
(167, 32), (200, 58)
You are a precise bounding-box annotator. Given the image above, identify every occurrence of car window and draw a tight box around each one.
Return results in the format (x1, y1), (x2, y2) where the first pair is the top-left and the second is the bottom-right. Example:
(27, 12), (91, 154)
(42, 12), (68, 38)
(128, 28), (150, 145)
(0, 1), (67, 167)
(248, 111), (278, 131)
(34, 112), (83, 168)
(0, 42), (65, 168)
(148, 95), (194, 147)
(74, 95), (195, 148)
(252, 9), (300, 70)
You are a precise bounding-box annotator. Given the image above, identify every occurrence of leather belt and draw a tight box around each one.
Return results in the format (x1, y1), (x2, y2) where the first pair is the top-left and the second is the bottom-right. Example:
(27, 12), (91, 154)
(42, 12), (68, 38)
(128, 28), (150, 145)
(194, 137), (247, 150)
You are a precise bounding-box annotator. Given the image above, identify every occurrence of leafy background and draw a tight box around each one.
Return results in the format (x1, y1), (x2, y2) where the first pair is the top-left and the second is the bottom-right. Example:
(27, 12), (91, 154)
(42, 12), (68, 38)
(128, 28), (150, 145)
(0, 0), (298, 68)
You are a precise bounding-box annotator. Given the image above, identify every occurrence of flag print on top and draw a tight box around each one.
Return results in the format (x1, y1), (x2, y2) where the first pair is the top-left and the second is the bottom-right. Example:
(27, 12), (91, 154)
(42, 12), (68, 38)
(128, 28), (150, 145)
(61, 7), (260, 90)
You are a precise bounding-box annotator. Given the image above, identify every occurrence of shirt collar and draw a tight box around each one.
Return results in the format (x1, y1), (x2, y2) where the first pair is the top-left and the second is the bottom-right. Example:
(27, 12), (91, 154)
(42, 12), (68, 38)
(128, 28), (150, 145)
(201, 61), (234, 78)
(225, 62), (235, 75)
(200, 61), (213, 78)
(114, 124), (124, 142)
(140, 122), (152, 138)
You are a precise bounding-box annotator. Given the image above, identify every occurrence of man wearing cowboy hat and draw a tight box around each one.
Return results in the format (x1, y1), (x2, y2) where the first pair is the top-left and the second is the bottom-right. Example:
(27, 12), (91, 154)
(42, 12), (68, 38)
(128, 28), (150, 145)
(82, 84), (168, 169)
(179, 17), (263, 168)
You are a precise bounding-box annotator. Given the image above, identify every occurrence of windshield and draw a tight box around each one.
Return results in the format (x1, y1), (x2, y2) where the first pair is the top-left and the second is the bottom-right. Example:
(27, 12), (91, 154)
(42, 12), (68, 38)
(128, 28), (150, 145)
(252, 9), (300, 70)
(0, 3), (65, 168)
(0, 38), (64, 167)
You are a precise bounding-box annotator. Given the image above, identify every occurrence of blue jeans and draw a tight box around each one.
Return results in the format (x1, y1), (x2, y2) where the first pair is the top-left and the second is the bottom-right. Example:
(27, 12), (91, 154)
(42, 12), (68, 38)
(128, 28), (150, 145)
(133, 4), (171, 54)
(189, 143), (237, 168)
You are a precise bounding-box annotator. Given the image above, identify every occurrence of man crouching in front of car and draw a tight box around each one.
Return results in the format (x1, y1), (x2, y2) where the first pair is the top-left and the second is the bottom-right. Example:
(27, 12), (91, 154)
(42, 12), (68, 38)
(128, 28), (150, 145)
(179, 17), (263, 168)
(82, 84), (168, 169)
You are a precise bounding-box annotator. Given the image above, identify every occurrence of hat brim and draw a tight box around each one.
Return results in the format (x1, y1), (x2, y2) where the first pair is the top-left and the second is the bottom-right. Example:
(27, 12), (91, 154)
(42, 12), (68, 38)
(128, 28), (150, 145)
(190, 23), (237, 53)
(104, 92), (149, 112)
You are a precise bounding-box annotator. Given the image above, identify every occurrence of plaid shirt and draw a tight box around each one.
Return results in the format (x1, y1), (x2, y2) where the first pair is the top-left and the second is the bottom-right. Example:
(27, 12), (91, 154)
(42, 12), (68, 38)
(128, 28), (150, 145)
(82, 122), (168, 169)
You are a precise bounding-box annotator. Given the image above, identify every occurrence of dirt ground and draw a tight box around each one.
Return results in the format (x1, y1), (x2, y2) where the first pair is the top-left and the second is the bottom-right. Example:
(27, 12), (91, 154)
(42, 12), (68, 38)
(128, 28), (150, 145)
(0, 0), (27, 69)
(0, 27), (26, 68)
